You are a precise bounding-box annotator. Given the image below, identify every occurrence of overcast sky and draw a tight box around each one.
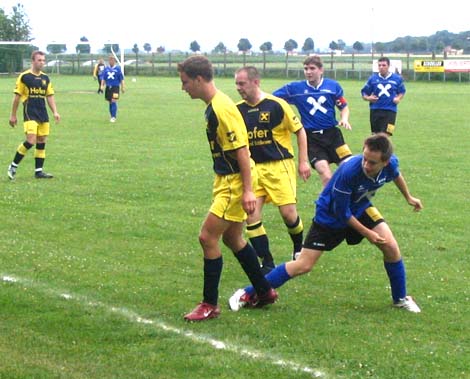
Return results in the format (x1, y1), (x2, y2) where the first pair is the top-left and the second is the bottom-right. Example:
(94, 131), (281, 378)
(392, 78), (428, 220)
(2, 0), (469, 52)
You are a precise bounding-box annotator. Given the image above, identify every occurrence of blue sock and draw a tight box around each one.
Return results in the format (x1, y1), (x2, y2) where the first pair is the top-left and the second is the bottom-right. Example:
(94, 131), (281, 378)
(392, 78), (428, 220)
(110, 102), (117, 118)
(245, 263), (291, 295)
(384, 260), (407, 302)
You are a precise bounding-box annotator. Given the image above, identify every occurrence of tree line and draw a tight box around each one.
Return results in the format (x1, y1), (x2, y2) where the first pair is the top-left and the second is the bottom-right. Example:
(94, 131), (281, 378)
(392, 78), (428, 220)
(2, 3), (470, 72)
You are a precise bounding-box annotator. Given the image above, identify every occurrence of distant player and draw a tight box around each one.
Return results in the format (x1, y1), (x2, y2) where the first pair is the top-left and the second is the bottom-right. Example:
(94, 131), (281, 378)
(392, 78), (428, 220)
(8, 50), (60, 180)
(273, 55), (352, 188)
(93, 58), (105, 94)
(230, 133), (422, 314)
(101, 55), (125, 122)
(361, 56), (406, 135)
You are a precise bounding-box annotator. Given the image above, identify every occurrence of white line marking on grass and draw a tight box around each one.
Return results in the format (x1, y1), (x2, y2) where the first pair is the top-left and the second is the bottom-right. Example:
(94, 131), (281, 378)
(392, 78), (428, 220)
(2, 274), (326, 378)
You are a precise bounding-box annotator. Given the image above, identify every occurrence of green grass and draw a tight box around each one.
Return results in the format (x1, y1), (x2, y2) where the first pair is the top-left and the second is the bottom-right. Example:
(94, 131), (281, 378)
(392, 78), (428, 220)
(0, 75), (469, 379)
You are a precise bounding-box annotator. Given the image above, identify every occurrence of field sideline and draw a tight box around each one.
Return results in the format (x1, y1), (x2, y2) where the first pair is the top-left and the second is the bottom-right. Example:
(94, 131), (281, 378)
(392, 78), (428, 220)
(0, 75), (469, 379)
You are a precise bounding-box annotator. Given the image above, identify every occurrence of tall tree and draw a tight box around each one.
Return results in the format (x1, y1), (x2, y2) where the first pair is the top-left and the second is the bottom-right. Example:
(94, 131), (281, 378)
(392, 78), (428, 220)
(302, 37), (314, 53)
(46, 43), (67, 54)
(237, 38), (252, 65)
(189, 40), (200, 52)
(9, 4), (31, 41)
(284, 39), (298, 53)
(260, 42), (272, 74)
(143, 43), (152, 53)
(0, 4), (32, 72)
(213, 42), (227, 54)
(103, 43), (120, 54)
(76, 36), (90, 54)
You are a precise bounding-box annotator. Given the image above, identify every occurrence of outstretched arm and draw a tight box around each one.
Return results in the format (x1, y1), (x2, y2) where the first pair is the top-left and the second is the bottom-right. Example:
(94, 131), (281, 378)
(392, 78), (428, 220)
(394, 174), (423, 211)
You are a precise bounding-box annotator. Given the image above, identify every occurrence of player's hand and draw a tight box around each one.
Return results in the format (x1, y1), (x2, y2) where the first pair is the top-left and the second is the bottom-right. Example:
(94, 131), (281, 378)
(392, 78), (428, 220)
(298, 161), (311, 182)
(368, 95), (379, 103)
(339, 119), (352, 130)
(9, 117), (17, 128)
(366, 230), (387, 245)
(54, 112), (61, 123)
(408, 196), (423, 212)
(242, 190), (256, 215)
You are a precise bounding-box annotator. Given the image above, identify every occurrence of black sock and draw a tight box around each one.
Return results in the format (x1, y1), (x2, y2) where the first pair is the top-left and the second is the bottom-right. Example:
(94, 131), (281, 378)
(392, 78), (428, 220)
(234, 244), (271, 296)
(247, 222), (274, 264)
(203, 257), (223, 305)
(286, 216), (303, 253)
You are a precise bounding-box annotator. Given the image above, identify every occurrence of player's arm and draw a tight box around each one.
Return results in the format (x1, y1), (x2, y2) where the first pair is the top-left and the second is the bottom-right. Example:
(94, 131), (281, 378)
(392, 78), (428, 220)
(9, 93), (21, 127)
(46, 95), (61, 123)
(393, 92), (405, 104)
(347, 215), (386, 245)
(393, 173), (423, 211)
(234, 146), (256, 215)
(121, 79), (126, 93)
(295, 127), (311, 181)
(338, 104), (351, 130)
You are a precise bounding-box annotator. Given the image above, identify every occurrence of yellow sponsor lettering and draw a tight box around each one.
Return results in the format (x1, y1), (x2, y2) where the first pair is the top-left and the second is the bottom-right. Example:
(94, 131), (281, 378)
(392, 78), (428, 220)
(247, 127), (269, 140)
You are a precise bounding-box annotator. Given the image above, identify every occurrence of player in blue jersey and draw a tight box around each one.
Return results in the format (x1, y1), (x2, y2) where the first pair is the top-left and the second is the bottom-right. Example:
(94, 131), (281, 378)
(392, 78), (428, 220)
(235, 66), (311, 271)
(273, 55), (352, 187)
(229, 133), (423, 313)
(177, 56), (277, 321)
(8, 50), (61, 180)
(100, 55), (125, 122)
(361, 57), (406, 135)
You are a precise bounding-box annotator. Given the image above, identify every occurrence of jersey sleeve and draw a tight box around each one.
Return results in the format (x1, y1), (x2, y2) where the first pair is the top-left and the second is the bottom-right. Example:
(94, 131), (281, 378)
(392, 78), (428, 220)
(276, 96), (303, 133)
(272, 85), (291, 102)
(216, 106), (248, 152)
(14, 74), (26, 97)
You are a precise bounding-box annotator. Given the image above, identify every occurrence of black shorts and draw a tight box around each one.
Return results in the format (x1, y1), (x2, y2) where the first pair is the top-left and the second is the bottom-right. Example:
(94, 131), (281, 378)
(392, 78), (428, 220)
(105, 86), (120, 102)
(303, 207), (384, 251)
(370, 109), (397, 135)
(306, 127), (352, 167)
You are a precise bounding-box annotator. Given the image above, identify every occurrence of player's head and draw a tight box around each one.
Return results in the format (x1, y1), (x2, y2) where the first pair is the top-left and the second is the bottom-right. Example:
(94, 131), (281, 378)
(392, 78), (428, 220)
(303, 55), (323, 69)
(378, 57), (390, 75)
(108, 55), (117, 66)
(177, 56), (215, 100)
(235, 66), (261, 103)
(362, 133), (393, 176)
(303, 55), (323, 83)
(177, 56), (213, 82)
(30, 50), (46, 71)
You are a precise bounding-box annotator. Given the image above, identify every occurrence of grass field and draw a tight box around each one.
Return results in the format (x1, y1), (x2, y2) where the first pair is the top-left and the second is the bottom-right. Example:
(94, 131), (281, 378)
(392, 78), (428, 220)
(0, 74), (469, 379)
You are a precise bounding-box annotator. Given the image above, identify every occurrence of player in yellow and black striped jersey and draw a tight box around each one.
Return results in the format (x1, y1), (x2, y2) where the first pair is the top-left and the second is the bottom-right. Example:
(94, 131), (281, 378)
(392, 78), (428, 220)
(177, 56), (277, 321)
(235, 66), (311, 273)
(8, 50), (60, 180)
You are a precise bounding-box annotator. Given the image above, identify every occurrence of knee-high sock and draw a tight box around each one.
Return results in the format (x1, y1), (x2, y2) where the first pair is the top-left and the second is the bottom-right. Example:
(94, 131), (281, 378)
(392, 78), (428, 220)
(13, 141), (33, 165)
(234, 243), (271, 296)
(203, 256), (223, 305)
(286, 216), (303, 253)
(110, 102), (117, 118)
(34, 142), (46, 171)
(246, 222), (273, 263)
(384, 260), (407, 302)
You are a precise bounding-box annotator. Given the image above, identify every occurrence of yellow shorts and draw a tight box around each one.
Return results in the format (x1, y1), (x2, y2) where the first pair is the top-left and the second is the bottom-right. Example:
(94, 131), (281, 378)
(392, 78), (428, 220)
(210, 165), (257, 223)
(24, 120), (50, 136)
(255, 159), (297, 206)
